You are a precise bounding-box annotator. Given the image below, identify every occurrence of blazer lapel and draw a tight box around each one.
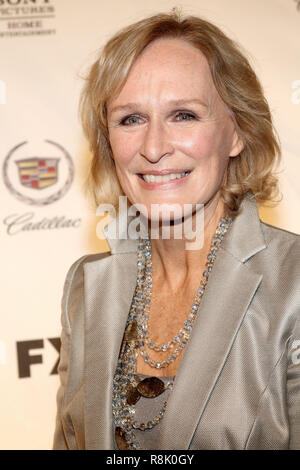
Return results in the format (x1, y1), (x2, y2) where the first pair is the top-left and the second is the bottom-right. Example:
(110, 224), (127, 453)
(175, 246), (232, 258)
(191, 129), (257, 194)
(159, 195), (266, 449)
(158, 249), (263, 449)
(84, 252), (138, 449)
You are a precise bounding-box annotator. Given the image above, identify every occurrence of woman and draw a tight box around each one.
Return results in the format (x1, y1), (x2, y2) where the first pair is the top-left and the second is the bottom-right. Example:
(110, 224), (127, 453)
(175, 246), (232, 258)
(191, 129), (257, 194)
(53, 10), (300, 450)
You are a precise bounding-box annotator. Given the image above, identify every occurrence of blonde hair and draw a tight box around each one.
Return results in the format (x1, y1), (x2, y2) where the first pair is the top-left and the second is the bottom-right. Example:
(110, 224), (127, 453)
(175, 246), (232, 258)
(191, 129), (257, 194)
(80, 9), (281, 215)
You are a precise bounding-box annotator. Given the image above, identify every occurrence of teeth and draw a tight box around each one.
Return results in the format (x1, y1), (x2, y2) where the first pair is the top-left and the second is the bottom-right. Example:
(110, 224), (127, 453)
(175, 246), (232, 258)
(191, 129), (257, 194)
(142, 171), (190, 183)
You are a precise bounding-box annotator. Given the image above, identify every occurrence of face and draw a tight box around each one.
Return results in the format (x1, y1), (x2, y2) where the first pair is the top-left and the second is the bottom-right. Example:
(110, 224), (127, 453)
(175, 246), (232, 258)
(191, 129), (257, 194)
(107, 38), (243, 222)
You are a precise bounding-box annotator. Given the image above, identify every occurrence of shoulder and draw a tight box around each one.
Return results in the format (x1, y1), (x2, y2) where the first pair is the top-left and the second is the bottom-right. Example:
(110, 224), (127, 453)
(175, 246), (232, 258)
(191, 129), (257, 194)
(257, 220), (300, 278)
(61, 251), (111, 330)
(260, 220), (300, 263)
(64, 251), (111, 281)
(261, 220), (300, 245)
(257, 221), (300, 334)
(63, 251), (111, 292)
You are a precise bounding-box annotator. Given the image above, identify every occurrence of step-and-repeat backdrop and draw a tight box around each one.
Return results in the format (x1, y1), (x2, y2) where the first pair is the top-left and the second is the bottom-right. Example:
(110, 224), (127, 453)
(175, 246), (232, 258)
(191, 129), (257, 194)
(0, 0), (299, 450)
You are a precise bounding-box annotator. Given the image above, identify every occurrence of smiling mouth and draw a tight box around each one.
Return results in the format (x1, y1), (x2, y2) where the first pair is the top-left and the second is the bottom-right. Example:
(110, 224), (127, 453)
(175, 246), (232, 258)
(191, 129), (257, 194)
(137, 170), (191, 183)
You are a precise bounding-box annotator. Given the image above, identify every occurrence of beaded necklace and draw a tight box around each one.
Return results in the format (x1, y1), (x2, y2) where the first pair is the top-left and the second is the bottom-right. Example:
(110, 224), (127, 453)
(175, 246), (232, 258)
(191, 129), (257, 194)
(112, 215), (233, 450)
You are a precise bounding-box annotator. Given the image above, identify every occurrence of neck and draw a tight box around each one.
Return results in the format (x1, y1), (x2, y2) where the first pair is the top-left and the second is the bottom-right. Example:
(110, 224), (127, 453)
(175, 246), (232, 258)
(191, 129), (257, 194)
(148, 193), (225, 292)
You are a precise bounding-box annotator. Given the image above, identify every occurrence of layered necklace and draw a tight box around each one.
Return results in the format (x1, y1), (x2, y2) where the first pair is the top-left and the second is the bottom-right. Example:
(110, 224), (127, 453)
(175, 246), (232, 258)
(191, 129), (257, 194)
(112, 215), (233, 450)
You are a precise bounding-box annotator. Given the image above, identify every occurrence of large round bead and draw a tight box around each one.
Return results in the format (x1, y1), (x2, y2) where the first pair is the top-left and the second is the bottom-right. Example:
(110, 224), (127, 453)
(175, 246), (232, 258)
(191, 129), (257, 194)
(136, 377), (165, 398)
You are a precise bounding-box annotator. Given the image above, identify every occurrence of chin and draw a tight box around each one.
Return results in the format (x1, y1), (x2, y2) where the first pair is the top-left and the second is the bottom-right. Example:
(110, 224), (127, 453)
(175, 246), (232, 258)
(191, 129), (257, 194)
(148, 203), (195, 225)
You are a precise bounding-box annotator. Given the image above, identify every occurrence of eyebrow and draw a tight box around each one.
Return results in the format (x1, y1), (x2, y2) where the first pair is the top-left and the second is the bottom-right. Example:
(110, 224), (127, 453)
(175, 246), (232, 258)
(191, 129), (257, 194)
(109, 99), (208, 114)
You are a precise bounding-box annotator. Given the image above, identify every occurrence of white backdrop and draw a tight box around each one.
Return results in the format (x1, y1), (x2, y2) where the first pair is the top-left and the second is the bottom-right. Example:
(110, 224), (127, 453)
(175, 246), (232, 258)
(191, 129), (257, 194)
(0, 0), (299, 450)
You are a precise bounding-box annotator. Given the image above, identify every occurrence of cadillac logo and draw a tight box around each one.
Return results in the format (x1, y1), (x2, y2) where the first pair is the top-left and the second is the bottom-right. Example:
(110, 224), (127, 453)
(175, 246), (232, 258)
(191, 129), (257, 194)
(15, 157), (60, 190)
(3, 140), (74, 205)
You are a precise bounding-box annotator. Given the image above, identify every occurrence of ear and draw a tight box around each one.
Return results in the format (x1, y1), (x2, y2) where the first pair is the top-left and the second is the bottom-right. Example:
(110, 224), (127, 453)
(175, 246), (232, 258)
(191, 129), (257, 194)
(229, 129), (244, 157)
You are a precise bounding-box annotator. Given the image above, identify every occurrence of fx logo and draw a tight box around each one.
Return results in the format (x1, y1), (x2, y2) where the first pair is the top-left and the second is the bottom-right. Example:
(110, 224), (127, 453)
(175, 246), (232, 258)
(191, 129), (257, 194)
(16, 338), (60, 378)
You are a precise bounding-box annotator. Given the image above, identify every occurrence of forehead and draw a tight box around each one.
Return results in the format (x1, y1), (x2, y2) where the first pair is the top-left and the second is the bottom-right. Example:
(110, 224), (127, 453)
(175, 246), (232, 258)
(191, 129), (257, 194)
(108, 38), (218, 107)
(135, 37), (208, 68)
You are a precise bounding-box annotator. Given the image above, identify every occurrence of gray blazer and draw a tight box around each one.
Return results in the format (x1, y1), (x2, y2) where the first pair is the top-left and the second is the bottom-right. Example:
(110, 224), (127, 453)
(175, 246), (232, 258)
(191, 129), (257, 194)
(53, 194), (300, 450)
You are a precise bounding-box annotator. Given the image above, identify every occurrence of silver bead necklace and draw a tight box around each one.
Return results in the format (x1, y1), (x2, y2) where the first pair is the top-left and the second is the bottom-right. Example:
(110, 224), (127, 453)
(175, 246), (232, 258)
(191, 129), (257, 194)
(112, 215), (233, 450)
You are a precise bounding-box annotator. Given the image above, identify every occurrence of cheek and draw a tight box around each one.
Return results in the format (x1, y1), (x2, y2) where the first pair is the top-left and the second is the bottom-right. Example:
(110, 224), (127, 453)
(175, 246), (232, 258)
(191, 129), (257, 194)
(175, 123), (233, 166)
(174, 127), (218, 160)
(109, 131), (137, 167)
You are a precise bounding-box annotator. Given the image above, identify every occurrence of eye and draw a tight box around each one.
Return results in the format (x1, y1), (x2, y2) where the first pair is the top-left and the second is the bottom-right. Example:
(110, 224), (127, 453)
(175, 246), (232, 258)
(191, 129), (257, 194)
(174, 111), (197, 122)
(119, 114), (144, 126)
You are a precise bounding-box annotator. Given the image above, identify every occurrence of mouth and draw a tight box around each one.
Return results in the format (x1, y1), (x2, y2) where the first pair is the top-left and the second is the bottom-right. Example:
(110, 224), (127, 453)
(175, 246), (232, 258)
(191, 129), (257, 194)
(137, 170), (192, 183)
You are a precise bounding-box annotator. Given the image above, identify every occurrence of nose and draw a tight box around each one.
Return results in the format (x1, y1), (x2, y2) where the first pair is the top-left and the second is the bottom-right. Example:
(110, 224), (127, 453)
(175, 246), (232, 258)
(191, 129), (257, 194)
(139, 118), (174, 163)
